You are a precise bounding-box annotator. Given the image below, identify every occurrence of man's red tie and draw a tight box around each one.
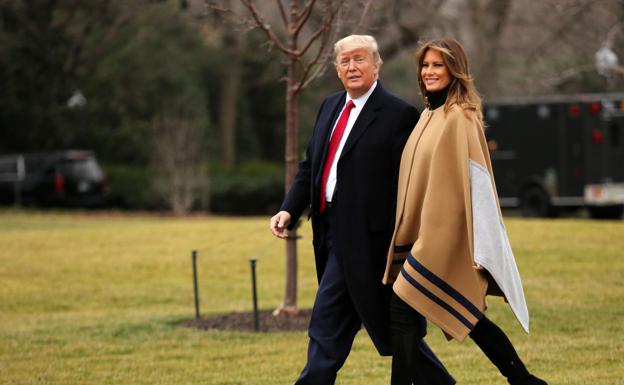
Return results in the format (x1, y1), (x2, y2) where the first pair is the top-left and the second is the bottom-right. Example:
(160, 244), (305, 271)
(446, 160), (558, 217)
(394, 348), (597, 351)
(319, 100), (356, 213)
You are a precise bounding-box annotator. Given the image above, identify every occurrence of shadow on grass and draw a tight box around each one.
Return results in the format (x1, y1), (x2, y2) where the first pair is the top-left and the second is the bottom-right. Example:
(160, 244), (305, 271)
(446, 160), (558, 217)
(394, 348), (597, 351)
(179, 309), (312, 332)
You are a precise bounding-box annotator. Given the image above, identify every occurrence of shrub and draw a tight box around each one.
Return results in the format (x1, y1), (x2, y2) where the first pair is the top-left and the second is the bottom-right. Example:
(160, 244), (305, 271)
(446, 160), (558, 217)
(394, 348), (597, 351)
(102, 162), (285, 214)
(210, 162), (284, 215)
(102, 163), (163, 210)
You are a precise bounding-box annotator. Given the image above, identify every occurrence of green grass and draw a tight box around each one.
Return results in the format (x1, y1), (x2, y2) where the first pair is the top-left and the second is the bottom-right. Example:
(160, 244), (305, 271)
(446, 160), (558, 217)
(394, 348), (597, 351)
(0, 209), (622, 384)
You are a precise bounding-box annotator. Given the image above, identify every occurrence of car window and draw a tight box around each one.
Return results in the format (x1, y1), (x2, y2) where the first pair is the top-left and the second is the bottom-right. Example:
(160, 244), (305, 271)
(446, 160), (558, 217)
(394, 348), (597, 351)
(60, 158), (103, 179)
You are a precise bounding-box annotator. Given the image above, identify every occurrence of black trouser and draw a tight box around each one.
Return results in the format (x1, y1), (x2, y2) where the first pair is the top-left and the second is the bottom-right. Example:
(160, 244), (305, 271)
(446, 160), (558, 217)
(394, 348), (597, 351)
(294, 207), (362, 385)
(390, 293), (455, 385)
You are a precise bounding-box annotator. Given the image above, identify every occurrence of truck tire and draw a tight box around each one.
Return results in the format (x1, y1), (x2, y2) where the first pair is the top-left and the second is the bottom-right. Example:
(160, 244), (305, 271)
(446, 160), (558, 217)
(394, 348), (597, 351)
(520, 187), (553, 218)
(588, 205), (624, 219)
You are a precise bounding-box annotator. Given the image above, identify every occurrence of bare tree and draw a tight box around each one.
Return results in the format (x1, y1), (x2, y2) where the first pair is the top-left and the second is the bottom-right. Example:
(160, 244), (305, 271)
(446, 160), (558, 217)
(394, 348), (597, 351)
(152, 108), (206, 215)
(237, 0), (373, 316)
(412, 0), (624, 97)
(464, 0), (513, 96)
(455, 0), (619, 96)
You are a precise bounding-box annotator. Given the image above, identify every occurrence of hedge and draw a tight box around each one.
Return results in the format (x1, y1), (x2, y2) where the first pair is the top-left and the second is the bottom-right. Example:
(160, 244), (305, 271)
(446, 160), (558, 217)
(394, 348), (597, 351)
(102, 162), (285, 215)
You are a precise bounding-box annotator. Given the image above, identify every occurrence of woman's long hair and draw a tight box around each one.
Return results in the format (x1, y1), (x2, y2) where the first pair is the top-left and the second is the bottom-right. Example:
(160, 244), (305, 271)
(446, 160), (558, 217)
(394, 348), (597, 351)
(415, 37), (483, 123)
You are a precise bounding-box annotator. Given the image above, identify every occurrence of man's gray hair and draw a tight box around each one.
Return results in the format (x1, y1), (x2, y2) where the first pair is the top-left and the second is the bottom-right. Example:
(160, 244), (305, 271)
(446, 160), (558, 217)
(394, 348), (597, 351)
(334, 35), (383, 66)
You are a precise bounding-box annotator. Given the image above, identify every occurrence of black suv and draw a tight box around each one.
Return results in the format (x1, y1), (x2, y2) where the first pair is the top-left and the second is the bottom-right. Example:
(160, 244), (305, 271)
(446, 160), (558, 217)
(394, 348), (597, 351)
(0, 150), (107, 207)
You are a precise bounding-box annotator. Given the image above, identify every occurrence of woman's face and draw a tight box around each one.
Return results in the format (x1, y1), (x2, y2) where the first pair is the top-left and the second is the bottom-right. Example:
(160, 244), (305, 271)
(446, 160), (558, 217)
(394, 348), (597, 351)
(421, 49), (451, 92)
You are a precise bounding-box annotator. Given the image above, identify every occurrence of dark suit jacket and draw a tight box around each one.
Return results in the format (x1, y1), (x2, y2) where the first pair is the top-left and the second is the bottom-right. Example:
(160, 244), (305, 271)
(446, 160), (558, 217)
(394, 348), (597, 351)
(280, 83), (419, 356)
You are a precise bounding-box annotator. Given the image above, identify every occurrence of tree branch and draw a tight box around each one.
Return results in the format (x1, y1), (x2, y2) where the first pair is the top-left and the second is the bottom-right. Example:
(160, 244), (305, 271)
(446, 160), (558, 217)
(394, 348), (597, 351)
(298, 39), (333, 92)
(240, 0), (297, 55)
(354, 0), (374, 32)
(484, 0), (512, 36)
(606, 21), (623, 46)
(296, 0), (342, 57)
(276, 0), (288, 28)
(296, 35), (328, 92)
(539, 64), (596, 88)
(294, 0), (316, 35)
(296, 7), (340, 93)
(526, 1), (598, 62)
(298, 22), (329, 57)
(204, 1), (237, 18)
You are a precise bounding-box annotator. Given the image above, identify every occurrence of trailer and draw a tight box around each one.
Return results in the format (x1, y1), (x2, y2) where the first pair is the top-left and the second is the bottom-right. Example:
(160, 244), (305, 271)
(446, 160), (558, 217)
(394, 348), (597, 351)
(484, 92), (624, 219)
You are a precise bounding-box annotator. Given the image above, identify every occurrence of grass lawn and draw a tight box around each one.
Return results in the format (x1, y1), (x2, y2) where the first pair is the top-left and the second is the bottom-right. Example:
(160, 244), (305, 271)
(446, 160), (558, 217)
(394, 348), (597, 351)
(0, 209), (622, 384)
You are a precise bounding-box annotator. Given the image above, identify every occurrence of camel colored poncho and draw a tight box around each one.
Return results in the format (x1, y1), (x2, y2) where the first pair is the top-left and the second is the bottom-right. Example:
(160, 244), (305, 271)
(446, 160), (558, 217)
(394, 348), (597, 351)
(383, 105), (529, 342)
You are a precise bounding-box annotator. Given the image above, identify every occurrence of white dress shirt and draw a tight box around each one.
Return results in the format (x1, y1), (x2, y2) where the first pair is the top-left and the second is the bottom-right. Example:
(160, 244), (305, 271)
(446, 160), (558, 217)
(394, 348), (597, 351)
(324, 81), (378, 202)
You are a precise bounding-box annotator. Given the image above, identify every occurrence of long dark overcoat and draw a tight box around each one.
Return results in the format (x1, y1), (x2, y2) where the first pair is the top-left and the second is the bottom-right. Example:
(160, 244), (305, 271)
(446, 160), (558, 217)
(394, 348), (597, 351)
(281, 83), (419, 355)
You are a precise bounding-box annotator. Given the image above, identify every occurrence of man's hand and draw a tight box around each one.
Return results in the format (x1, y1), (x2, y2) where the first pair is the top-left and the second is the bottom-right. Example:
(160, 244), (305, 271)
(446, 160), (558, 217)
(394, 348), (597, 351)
(270, 211), (292, 239)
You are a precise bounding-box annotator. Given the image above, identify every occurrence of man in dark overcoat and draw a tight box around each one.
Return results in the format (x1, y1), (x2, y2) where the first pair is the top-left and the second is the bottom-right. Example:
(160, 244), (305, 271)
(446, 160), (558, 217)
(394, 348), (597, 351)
(270, 34), (454, 385)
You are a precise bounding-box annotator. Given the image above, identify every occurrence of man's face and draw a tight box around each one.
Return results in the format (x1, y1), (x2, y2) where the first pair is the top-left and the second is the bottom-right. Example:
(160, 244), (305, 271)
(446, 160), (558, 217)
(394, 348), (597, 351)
(336, 48), (379, 99)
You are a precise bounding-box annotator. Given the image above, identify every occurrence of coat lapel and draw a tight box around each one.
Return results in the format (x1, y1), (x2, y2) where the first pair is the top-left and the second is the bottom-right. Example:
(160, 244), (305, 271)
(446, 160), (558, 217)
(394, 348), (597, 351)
(313, 93), (345, 185)
(339, 85), (383, 160)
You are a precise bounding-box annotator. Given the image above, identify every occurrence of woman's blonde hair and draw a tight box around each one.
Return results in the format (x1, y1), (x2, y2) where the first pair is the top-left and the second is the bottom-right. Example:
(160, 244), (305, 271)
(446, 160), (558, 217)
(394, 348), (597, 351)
(415, 37), (483, 122)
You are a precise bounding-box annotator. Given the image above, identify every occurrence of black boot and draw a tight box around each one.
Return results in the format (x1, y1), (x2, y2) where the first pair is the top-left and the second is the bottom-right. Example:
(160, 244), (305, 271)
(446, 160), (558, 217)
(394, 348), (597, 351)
(469, 316), (547, 385)
(390, 293), (455, 385)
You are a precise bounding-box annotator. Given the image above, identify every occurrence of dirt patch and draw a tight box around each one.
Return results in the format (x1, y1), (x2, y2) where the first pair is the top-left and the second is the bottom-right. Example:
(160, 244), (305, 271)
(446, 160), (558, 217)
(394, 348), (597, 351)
(180, 309), (312, 332)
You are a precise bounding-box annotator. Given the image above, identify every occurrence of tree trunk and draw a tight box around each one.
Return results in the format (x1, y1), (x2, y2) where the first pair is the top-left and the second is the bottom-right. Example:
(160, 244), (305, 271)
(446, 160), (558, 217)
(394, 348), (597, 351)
(218, 26), (242, 168)
(274, 5), (300, 316)
(274, 60), (300, 316)
(235, 0), (347, 317)
(469, 0), (512, 97)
